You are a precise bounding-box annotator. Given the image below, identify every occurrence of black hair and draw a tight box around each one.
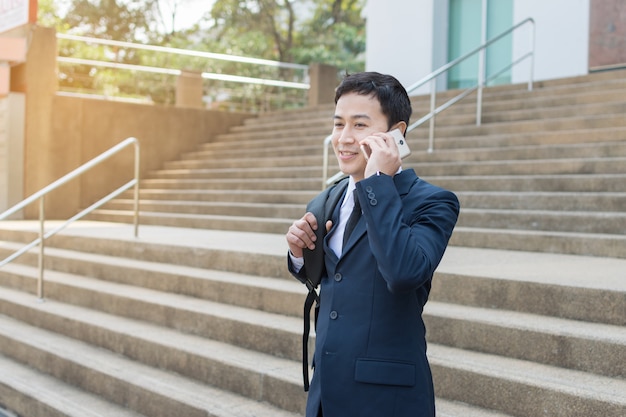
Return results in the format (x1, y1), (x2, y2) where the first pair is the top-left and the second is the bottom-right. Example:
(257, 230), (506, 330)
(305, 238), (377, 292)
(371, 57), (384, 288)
(334, 72), (412, 130)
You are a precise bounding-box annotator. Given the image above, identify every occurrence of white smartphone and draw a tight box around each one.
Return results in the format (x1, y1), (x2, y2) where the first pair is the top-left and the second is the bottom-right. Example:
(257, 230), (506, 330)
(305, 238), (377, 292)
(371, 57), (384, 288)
(360, 128), (411, 160)
(390, 128), (412, 159)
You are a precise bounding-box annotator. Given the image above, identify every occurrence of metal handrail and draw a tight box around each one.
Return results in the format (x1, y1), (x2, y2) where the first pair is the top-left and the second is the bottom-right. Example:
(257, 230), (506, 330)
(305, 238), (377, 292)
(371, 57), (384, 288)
(0, 137), (140, 300)
(321, 17), (535, 189)
(56, 33), (310, 90)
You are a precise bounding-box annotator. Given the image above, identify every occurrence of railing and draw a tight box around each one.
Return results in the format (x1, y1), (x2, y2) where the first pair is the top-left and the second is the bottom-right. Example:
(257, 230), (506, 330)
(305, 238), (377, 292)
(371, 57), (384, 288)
(56, 34), (310, 112)
(321, 17), (535, 189)
(0, 137), (140, 300)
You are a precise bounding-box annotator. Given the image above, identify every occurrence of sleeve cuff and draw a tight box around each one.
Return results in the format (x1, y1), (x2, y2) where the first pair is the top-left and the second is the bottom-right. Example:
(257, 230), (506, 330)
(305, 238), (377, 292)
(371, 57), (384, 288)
(288, 250), (305, 273)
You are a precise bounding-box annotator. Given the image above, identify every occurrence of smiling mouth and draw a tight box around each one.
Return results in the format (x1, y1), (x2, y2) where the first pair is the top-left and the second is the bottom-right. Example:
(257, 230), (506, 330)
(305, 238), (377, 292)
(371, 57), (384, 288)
(339, 150), (359, 158)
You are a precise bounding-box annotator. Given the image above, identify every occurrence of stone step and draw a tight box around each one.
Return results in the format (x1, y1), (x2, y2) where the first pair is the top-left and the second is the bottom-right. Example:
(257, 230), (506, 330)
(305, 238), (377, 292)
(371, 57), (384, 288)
(246, 78), (626, 126)
(150, 166), (328, 180)
(89, 209), (292, 234)
(210, 119), (626, 150)
(427, 173), (626, 193)
(436, 399), (516, 417)
(238, 98), (626, 134)
(136, 177), (322, 191)
(0, 244), (302, 317)
(424, 301), (626, 378)
(0, 289), (518, 417)
(101, 199), (626, 236)
(148, 156), (626, 179)
(411, 141), (626, 163)
(3, 252), (623, 381)
(193, 126), (626, 159)
(414, 114), (626, 138)
(107, 199), (304, 218)
(0, 354), (146, 417)
(429, 344), (626, 417)
(411, 127), (626, 153)
(3, 224), (624, 325)
(133, 173), (626, 193)
(456, 191), (626, 212)
(121, 188), (318, 205)
(82, 209), (626, 258)
(479, 99), (626, 123)
(211, 111), (626, 144)
(3, 224), (624, 415)
(0, 224), (291, 280)
(113, 189), (626, 213)
(0, 309), (304, 416)
(450, 227), (626, 258)
(0, 262), (304, 361)
(3, 287), (624, 417)
(458, 208), (626, 235)
(168, 140), (626, 168)
(434, 248), (626, 327)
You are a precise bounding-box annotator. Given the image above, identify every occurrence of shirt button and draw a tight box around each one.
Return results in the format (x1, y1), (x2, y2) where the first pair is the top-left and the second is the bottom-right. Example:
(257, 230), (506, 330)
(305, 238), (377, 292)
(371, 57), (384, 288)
(330, 311), (338, 320)
(334, 273), (342, 282)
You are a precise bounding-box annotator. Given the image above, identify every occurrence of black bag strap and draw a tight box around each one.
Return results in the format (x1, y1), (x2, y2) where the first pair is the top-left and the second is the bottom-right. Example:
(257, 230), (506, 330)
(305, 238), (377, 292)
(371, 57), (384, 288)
(300, 177), (348, 391)
(302, 281), (319, 391)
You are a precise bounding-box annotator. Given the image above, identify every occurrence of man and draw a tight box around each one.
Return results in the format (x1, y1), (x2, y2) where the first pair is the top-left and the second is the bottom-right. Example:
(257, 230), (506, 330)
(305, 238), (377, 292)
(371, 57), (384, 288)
(286, 72), (459, 417)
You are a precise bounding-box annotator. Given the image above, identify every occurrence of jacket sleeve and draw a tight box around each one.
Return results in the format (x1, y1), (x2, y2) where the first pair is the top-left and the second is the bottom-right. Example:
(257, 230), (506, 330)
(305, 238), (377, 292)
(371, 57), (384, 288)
(356, 173), (460, 293)
(287, 186), (331, 287)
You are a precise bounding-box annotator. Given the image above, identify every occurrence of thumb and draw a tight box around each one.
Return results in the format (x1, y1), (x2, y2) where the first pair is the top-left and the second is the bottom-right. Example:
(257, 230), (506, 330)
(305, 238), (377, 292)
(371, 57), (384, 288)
(325, 220), (333, 233)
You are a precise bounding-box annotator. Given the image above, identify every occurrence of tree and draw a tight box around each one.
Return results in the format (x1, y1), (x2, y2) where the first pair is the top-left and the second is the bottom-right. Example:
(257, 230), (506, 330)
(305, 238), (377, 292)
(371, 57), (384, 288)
(293, 0), (366, 73)
(62, 0), (156, 42)
(206, 0), (365, 72)
(43, 0), (366, 108)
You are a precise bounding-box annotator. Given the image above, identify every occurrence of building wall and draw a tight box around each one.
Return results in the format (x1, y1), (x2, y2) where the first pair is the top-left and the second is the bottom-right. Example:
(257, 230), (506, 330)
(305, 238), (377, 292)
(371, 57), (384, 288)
(364, 0), (435, 93)
(25, 95), (252, 220)
(588, 0), (626, 70)
(0, 93), (25, 218)
(512, 0), (590, 82)
(365, 0), (592, 89)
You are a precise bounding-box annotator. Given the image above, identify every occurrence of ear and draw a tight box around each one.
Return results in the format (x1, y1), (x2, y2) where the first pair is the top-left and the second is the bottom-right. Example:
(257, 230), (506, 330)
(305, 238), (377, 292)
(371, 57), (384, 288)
(390, 121), (408, 136)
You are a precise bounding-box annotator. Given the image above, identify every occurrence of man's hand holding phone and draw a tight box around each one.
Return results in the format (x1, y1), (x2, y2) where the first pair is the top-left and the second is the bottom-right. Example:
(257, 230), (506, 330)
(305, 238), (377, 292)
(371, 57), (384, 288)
(360, 129), (410, 178)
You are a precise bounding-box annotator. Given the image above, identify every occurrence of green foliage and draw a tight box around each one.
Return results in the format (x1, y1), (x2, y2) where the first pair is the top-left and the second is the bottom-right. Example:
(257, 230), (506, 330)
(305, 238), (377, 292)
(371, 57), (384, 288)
(45, 0), (366, 110)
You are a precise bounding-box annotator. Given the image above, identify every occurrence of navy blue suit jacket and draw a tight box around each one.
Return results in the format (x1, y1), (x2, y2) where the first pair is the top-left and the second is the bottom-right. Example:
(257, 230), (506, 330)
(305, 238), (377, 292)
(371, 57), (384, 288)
(290, 169), (460, 417)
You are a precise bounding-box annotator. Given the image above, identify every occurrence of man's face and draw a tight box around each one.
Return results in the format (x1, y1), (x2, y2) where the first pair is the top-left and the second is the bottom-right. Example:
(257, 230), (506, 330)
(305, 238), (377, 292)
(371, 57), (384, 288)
(332, 92), (389, 182)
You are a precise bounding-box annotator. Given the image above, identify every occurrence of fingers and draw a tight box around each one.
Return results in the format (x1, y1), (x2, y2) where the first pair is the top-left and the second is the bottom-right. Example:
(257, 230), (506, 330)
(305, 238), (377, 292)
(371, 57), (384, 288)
(286, 212), (319, 257)
(360, 132), (401, 177)
(362, 132), (398, 155)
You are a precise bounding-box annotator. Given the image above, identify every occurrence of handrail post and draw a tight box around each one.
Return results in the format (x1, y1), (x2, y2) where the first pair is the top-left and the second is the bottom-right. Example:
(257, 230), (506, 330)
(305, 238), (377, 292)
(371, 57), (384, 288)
(322, 135), (331, 189)
(528, 21), (536, 91)
(0, 137), (141, 300)
(38, 196), (45, 301)
(476, 0), (487, 126)
(133, 138), (140, 238)
(428, 78), (437, 153)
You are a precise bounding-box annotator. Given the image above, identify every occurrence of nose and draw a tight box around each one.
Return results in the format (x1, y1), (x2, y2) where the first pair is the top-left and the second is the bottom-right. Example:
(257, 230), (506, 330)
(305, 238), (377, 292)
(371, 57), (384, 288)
(337, 126), (356, 145)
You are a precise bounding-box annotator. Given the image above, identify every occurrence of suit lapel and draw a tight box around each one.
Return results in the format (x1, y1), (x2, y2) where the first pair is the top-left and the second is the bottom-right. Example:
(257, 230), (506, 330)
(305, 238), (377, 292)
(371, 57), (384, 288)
(325, 178), (348, 222)
(341, 217), (366, 254)
(340, 170), (418, 256)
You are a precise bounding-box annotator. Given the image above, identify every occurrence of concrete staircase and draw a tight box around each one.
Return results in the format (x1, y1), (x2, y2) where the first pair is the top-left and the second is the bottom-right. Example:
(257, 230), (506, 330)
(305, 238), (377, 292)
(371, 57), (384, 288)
(0, 68), (625, 416)
(91, 70), (626, 258)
